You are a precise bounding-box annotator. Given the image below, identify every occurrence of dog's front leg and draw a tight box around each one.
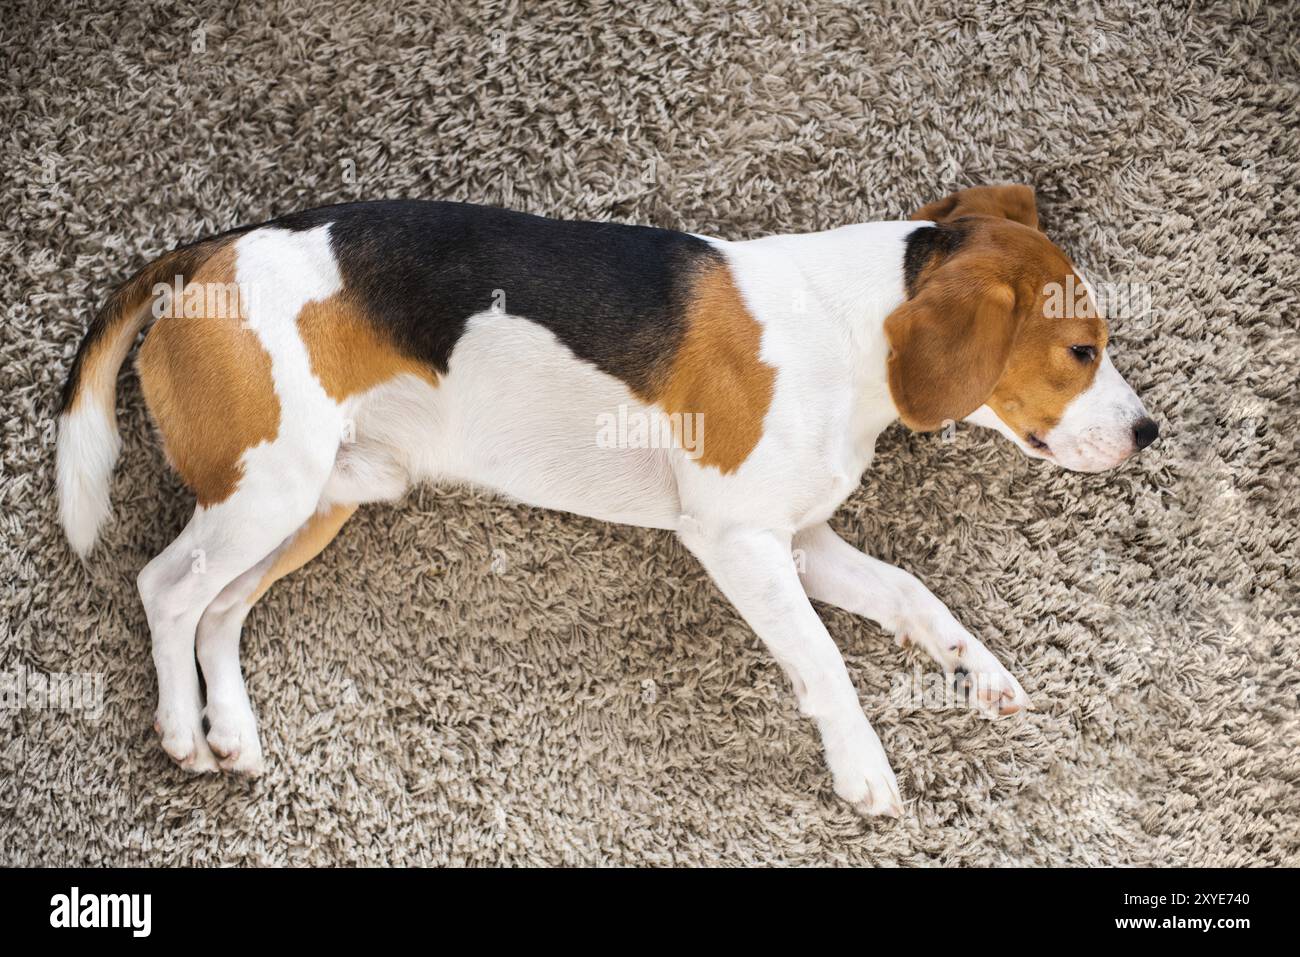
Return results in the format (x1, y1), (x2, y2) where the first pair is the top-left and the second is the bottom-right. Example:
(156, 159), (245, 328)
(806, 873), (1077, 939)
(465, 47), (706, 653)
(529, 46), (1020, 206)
(679, 523), (902, 817)
(793, 522), (1030, 717)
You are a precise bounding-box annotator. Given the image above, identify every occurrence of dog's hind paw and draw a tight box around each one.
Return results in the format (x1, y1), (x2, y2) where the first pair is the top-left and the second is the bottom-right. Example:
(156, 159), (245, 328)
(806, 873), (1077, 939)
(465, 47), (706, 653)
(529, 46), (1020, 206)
(204, 701), (266, 775)
(156, 713), (219, 773)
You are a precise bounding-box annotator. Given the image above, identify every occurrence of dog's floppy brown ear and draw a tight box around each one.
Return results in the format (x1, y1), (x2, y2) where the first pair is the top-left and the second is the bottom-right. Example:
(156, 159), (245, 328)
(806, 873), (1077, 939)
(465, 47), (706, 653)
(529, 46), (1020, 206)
(884, 278), (1020, 432)
(912, 184), (1040, 231)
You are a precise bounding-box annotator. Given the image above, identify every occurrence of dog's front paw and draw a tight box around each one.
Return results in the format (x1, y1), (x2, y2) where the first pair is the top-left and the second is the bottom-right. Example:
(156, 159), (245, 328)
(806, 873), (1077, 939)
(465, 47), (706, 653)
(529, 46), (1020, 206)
(204, 700), (265, 775)
(898, 614), (1031, 718)
(952, 654), (1031, 719)
(834, 761), (903, 818)
(827, 723), (904, 818)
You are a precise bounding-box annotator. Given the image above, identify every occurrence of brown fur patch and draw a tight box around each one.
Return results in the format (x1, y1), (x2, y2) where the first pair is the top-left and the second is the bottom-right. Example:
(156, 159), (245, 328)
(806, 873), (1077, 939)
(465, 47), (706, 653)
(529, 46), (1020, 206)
(297, 294), (438, 401)
(913, 184), (1041, 231)
(886, 216), (1106, 435)
(62, 243), (215, 422)
(649, 262), (775, 473)
(886, 281), (1019, 432)
(987, 302), (1106, 438)
(138, 245), (281, 507)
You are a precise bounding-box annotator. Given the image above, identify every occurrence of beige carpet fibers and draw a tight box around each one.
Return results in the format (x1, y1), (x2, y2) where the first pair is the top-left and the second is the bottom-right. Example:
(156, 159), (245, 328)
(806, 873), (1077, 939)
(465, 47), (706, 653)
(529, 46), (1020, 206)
(3, 0), (1298, 866)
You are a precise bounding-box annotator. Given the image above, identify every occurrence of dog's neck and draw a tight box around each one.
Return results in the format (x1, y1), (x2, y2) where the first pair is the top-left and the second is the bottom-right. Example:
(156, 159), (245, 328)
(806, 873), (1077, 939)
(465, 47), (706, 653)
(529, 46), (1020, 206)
(740, 220), (918, 448)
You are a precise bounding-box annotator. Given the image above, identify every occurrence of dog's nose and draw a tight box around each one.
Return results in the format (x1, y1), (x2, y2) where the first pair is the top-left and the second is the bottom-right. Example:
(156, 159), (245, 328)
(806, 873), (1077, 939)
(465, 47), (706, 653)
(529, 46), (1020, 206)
(1133, 418), (1159, 451)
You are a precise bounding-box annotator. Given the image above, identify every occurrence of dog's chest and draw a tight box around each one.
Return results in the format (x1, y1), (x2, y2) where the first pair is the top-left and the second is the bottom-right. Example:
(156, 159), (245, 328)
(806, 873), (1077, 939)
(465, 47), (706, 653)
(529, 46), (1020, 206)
(793, 469), (863, 528)
(786, 406), (892, 530)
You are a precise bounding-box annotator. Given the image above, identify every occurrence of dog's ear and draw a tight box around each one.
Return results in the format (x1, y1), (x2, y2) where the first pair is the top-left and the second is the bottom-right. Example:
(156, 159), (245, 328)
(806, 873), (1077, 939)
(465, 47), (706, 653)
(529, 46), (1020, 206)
(911, 184), (1040, 231)
(884, 278), (1021, 432)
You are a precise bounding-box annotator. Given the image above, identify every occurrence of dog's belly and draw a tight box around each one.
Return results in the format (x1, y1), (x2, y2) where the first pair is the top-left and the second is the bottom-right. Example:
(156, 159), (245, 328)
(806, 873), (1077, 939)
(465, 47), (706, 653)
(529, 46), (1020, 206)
(335, 312), (684, 529)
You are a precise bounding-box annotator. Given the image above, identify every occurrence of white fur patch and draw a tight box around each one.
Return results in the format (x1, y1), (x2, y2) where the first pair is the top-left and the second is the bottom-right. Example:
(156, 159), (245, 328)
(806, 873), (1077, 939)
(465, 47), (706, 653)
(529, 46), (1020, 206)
(56, 404), (121, 558)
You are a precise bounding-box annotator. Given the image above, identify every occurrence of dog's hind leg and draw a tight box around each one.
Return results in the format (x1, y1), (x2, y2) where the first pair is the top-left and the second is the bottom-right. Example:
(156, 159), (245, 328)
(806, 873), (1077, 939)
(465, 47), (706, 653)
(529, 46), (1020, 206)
(195, 502), (356, 773)
(137, 448), (339, 772)
(132, 245), (344, 769)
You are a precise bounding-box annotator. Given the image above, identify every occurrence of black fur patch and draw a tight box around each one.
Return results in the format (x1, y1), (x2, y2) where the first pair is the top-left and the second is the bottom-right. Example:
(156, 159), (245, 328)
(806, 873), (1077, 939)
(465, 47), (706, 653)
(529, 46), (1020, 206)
(902, 220), (969, 298)
(270, 201), (724, 395)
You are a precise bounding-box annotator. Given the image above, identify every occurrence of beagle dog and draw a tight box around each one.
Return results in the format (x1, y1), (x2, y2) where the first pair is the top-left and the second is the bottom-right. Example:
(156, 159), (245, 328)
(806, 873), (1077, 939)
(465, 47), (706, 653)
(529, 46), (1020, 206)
(57, 185), (1157, 817)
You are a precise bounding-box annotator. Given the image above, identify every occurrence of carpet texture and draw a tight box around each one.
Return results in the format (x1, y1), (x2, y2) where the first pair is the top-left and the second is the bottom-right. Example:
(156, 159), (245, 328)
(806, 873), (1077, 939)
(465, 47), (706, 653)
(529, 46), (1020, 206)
(2, 0), (1298, 866)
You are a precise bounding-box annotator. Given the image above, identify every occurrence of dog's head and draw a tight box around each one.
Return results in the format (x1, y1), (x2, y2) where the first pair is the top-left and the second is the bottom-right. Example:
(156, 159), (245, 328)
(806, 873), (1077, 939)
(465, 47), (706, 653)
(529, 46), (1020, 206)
(885, 184), (1157, 472)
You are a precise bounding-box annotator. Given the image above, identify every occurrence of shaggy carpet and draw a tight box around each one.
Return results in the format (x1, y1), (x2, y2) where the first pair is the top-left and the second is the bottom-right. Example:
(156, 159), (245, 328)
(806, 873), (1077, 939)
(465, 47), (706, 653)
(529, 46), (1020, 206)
(2, 0), (1297, 866)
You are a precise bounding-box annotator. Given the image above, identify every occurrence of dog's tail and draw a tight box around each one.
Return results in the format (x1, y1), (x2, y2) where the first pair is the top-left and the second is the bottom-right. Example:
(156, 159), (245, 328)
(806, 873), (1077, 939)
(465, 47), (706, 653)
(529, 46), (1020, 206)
(56, 240), (223, 557)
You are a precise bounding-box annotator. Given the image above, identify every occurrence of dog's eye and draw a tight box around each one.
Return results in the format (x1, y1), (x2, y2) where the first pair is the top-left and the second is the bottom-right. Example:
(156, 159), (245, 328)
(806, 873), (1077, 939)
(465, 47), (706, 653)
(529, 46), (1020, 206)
(1069, 345), (1097, 363)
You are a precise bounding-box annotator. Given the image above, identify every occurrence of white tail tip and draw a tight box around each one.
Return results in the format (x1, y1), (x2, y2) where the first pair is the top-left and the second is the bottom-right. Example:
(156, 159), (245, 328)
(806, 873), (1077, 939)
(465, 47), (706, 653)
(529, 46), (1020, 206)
(56, 406), (121, 558)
